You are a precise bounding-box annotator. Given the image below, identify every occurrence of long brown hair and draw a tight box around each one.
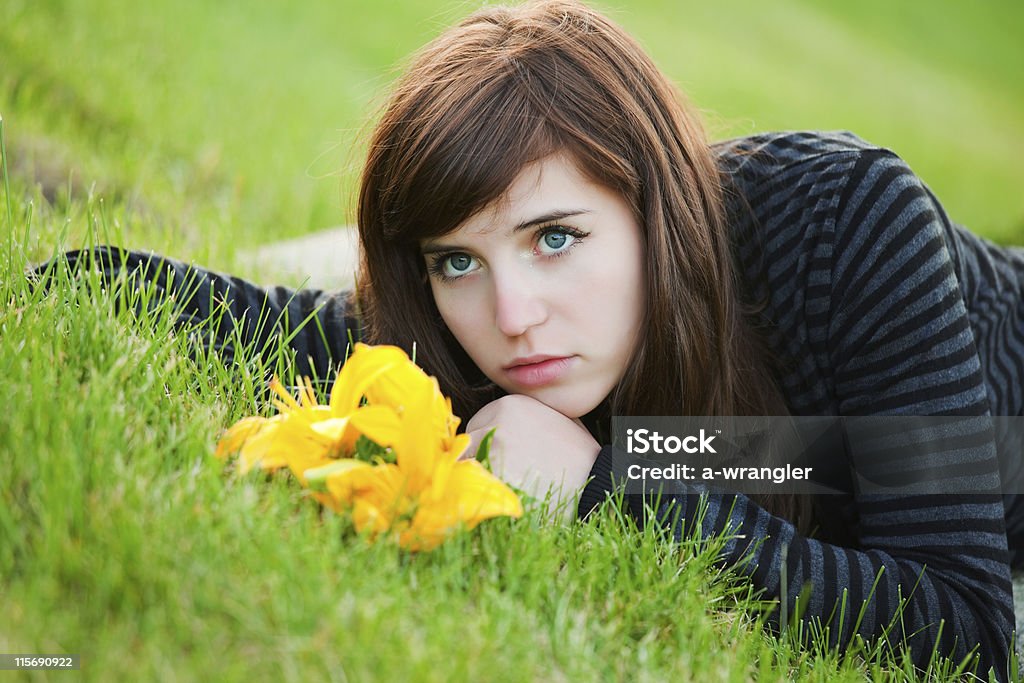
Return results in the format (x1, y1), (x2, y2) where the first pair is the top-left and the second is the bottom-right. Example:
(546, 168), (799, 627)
(356, 0), (809, 527)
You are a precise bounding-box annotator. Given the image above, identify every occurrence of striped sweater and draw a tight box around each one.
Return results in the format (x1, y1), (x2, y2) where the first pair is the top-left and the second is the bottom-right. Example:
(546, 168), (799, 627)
(581, 131), (1021, 678)
(50, 131), (1022, 679)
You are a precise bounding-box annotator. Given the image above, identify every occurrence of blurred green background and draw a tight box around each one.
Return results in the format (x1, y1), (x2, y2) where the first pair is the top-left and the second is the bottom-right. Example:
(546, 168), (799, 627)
(2, 0), (1022, 269)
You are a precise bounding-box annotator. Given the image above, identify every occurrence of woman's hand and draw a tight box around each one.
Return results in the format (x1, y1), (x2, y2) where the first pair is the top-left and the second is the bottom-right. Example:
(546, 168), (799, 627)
(463, 394), (600, 517)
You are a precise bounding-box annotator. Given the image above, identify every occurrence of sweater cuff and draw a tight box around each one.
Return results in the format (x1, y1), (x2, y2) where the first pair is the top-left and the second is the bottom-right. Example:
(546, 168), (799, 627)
(577, 444), (618, 519)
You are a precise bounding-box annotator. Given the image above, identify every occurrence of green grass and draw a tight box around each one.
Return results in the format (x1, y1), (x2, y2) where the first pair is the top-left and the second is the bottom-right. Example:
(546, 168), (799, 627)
(2, 0), (1023, 680)
(0, 231), (1000, 681)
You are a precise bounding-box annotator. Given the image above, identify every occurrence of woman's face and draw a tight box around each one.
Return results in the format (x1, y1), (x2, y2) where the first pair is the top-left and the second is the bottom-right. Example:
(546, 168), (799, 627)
(421, 153), (646, 418)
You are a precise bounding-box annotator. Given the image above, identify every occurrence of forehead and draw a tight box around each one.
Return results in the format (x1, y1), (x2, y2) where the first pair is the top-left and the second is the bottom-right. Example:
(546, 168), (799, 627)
(440, 153), (606, 238)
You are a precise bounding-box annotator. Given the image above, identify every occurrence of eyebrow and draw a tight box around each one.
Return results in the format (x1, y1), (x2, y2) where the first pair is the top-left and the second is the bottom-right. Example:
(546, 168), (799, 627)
(420, 209), (591, 255)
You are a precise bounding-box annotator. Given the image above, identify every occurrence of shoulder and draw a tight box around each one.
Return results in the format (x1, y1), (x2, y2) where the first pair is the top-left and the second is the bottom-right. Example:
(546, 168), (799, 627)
(716, 131), (955, 298)
(719, 132), (954, 297)
(712, 129), (883, 162)
(720, 135), (971, 399)
(715, 130), (939, 244)
(713, 130), (881, 199)
(713, 130), (910, 205)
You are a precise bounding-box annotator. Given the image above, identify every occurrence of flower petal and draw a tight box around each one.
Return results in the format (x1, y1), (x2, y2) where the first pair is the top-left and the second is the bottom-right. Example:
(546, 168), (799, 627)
(440, 460), (524, 526)
(329, 344), (411, 414)
(305, 458), (373, 503)
(309, 416), (350, 442)
(364, 360), (433, 411)
(214, 416), (269, 460)
(283, 449), (337, 485)
(235, 419), (290, 474)
(304, 458), (371, 483)
(397, 522), (447, 552)
(347, 404), (403, 448)
(320, 461), (398, 507)
(394, 377), (448, 493)
(396, 461), (522, 551)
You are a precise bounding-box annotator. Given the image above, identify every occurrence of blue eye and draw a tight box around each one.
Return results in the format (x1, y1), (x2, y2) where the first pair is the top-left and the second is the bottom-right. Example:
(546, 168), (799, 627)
(447, 254), (473, 273)
(428, 252), (479, 281)
(537, 228), (579, 256)
(543, 232), (567, 249)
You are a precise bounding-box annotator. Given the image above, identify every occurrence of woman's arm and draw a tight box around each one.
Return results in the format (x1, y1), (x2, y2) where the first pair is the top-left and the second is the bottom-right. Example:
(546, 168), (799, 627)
(464, 394), (600, 514)
(580, 151), (1014, 678)
(35, 246), (358, 381)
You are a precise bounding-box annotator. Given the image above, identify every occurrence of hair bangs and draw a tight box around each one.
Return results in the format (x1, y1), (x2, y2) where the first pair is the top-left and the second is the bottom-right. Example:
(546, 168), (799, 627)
(382, 72), (562, 244)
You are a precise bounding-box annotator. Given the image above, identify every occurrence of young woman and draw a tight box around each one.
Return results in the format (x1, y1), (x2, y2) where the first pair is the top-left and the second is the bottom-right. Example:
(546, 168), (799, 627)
(50, 0), (1021, 677)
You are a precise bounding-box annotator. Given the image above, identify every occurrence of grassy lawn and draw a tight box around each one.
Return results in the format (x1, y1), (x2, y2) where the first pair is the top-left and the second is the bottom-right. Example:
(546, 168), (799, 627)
(2, 1), (1022, 680)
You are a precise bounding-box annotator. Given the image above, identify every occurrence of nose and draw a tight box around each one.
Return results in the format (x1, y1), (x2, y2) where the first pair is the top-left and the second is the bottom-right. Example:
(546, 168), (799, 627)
(492, 264), (548, 338)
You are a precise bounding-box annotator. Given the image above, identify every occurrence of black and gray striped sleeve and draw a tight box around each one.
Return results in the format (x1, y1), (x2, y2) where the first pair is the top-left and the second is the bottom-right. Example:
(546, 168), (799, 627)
(35, 246), (358, 381)
(580, 149), (1014, 678)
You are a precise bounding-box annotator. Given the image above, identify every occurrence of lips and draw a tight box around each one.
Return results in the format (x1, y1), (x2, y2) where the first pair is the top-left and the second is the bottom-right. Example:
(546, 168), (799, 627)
(503, 355), (576, 388)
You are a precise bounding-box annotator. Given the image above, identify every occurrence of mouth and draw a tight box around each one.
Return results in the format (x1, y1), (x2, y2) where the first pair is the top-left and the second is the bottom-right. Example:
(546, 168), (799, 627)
(502, 355), (577, 388)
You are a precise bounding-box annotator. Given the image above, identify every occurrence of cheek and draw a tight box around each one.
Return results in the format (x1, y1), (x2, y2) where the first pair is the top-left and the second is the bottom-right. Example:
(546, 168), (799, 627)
(619, 227), (647, 317)
(623, 257), (647, 322)
(600, 236), (646, 356)
(431, 287), (488, 356)
(588, 238), (645, 327)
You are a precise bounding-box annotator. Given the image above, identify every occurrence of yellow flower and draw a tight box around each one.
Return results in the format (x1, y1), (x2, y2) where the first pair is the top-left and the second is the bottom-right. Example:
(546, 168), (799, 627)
(216, 342), (522, 551)
(214, 414), (287, 474)
(310, 458), (521, 551)
(351, 345), (464, 451)
(307, 364), (522, 551)
(215, 345), (406, 480)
